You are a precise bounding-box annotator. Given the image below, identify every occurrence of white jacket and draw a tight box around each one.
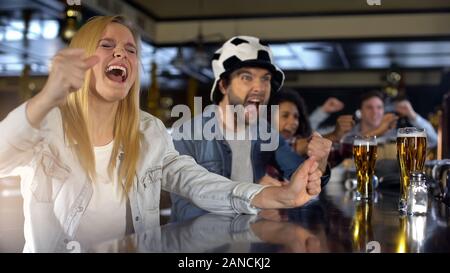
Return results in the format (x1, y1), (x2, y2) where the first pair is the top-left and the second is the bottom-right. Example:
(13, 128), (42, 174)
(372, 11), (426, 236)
(0, 102), (265, 252)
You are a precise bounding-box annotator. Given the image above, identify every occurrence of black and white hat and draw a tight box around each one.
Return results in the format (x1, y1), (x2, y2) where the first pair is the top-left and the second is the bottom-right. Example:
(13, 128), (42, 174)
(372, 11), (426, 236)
(210, 36), (285, 104)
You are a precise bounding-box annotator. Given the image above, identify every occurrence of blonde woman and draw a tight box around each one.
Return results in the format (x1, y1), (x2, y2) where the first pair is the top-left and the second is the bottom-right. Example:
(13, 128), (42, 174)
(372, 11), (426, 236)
(0, 16), (322, 252)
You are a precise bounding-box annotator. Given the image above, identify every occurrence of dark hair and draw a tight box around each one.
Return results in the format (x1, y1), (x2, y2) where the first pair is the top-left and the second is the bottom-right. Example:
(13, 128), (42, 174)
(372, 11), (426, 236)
(269, 90), (312, 138)
(359, 90), (385, 108)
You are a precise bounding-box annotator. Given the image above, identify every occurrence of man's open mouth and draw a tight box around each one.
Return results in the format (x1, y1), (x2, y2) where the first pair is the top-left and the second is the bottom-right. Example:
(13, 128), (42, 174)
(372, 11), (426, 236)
(245, 98), (261, 110)
(105, 65), (128, 83)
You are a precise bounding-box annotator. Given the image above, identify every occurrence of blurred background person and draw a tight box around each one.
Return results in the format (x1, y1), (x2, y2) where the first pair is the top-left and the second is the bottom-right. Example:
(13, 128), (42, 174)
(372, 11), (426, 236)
(269, 90), (312, 156)
(309, 97), (345, 133)
(346, 90), (437, 148)
(308, 97), (355, 142)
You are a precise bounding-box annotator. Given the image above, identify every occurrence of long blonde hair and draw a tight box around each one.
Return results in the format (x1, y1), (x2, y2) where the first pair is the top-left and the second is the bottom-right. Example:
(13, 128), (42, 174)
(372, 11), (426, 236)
(59, 15), (142, 192)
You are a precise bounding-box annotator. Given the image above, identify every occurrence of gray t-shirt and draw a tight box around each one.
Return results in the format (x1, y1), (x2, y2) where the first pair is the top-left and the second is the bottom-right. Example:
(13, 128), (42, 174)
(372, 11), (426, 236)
(227, 138), (254, 183)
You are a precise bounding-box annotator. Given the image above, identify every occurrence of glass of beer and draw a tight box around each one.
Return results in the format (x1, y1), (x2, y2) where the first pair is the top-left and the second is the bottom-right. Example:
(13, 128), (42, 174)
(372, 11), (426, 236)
(397, 127), (427, 212)
(353, 136), (378, 201)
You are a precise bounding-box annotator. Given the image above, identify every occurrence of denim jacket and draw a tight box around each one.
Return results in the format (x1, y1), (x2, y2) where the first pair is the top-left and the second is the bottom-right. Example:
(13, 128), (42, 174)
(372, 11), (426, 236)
(170, 114), (330, 221)
(0, 103), (267, 252)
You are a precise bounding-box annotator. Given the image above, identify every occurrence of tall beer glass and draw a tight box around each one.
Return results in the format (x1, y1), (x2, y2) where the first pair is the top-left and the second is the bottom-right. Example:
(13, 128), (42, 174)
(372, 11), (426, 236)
(353, 136), (378, 201)
(397, 127), (427, 211)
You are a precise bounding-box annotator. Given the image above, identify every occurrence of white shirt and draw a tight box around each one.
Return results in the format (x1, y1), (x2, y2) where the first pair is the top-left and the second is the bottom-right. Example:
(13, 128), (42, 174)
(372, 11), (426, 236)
(227, 138), (254, 183)
(75, 141), (126, 250)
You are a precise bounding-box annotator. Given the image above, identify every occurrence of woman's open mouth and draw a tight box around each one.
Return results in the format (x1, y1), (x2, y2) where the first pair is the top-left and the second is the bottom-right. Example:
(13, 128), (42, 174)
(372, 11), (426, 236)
(105, 65), (128, 83)
(281, 129), (295, 139)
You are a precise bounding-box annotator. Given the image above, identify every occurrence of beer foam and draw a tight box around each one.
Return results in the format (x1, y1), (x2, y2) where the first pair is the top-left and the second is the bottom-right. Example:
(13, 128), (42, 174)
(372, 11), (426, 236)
(353, 140), (377, 146)
(397, 131), (426, 138)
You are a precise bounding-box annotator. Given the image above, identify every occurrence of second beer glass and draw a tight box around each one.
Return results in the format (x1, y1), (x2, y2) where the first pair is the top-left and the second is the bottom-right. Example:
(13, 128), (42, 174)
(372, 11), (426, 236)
(353, 136), (378, 201)
(397, 127), (427, 211)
